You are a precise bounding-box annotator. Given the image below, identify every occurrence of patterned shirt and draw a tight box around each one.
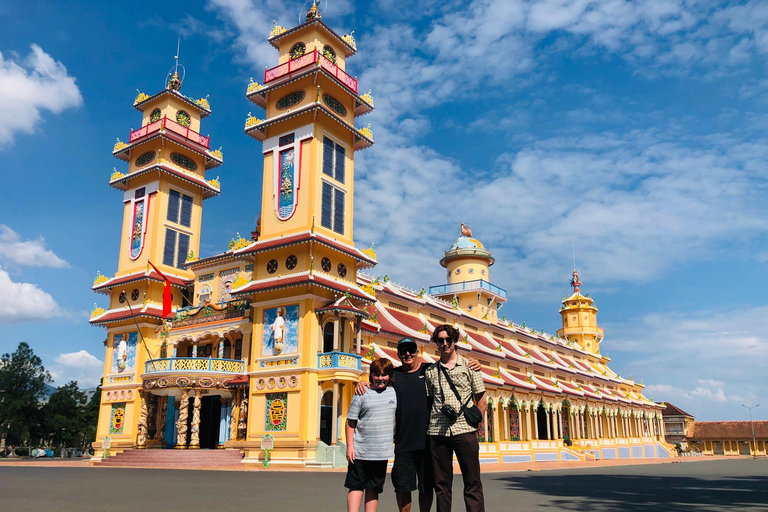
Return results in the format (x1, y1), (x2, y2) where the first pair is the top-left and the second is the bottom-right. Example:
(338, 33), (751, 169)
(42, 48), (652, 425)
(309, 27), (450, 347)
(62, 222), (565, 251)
(425, 355), (485, 436)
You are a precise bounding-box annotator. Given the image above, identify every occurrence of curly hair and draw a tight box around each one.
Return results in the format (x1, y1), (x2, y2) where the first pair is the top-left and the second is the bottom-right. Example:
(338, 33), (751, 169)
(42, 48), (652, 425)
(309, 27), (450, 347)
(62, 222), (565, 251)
(430, 323), (459, 344)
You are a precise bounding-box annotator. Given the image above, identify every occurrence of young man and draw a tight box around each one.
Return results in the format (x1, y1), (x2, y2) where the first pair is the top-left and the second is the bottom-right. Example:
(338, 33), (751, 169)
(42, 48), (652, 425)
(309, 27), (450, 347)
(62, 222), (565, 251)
(425, 324), (487, 512)
(345, 358), (397, 512)
(356, 338), (481, 512)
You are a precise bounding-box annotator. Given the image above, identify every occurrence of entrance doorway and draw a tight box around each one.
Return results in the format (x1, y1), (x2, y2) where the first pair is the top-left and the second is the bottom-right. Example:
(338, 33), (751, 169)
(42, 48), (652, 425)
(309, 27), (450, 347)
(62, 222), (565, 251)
(199, 396), (221, 449)
(536, 403), (550, 440)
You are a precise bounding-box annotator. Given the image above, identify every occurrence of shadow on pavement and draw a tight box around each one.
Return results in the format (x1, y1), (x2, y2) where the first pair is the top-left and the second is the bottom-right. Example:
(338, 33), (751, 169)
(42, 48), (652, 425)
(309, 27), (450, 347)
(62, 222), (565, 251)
(496, 472), (768, 511)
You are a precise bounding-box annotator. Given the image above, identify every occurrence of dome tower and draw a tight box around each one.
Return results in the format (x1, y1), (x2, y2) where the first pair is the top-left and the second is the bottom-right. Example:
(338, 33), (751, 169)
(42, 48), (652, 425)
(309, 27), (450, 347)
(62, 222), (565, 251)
(556, 269), (604, 354)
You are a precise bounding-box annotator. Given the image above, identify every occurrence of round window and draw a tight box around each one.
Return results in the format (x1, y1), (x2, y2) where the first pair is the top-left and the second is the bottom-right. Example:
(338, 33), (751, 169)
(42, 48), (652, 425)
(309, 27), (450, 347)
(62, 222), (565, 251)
(176, 110), (191, 127)
(119, 293), (126, 304)
(171, 152), (198, 171)
(276, 90), (305, 110)
(337, 263), (347, 278)
(321, 257), (332, 272)
(290, 42), (306, 59)
(131, 289), (140, 301)
(455, 269), (461, 275)
(150, 108), (162, 123)
(285, 254), (298, 270)
(267, 259), (278, 274)
(468, 268), (474, 274)
(322, 94), (347, 116)
(135, 151), (155, 166)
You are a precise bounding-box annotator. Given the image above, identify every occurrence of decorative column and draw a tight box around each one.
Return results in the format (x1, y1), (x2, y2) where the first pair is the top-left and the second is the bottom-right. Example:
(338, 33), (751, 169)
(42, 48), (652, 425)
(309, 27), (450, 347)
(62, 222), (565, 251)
(136, 390), (149, 449)
(189, 389), (202, 449)
(331, 380), (339, 445)
(355, 318), (362, 355)
(525, 405), (533, 441)
(544, 407), (551, 440)
(317, 383), (324, 440)
(483, 408), (489, 442)
(333, 312), (340, 352)
(554, 409), (560, 440)
(230, 390), (239, 442)
(533, 405), (540, 440)
(517, 407), (524, 441)
(175, 388), (189, 449)
(158, 396), (167, 443)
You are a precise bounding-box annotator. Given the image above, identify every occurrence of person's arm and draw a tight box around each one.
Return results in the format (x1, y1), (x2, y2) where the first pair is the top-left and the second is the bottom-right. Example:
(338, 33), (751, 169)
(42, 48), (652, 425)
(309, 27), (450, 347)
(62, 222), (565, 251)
(354, 380), (371, 395)
(475, 392), (487, 415)
(345, 419), (357, 463)
(467, 358), (482, 371)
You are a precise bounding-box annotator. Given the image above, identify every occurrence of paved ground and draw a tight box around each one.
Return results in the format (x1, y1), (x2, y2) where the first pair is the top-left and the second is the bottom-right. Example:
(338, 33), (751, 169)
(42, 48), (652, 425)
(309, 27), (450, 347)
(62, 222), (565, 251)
(1, 458), (766, 511)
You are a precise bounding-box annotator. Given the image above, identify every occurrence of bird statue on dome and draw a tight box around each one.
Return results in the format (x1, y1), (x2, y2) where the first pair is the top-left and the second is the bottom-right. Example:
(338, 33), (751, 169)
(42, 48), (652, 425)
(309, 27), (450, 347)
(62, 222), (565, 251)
(460, 223), (473, 238)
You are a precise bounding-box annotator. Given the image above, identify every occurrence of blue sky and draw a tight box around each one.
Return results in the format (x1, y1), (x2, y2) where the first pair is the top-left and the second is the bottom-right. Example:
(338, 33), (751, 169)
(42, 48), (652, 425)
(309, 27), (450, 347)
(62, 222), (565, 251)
(1, 0), (767, 421)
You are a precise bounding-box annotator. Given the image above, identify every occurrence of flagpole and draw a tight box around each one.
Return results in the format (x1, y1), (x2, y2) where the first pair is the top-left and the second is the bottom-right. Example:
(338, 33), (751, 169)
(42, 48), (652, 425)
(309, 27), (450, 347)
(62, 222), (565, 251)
(122, 290), (158, 371)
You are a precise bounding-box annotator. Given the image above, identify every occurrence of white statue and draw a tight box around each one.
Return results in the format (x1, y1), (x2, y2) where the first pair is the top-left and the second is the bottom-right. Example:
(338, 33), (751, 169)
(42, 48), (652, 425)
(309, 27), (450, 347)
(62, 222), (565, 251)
(116, 335), (128, 371)
(270, 307), (285, 354)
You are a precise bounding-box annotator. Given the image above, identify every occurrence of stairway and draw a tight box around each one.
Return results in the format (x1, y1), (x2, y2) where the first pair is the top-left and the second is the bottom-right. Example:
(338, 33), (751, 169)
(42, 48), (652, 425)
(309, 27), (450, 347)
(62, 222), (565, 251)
(97, 449), (244, 469)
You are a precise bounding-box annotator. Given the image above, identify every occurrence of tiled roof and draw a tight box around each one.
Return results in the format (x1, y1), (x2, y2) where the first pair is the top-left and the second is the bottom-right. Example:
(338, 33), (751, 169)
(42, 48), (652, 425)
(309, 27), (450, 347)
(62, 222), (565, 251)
(109, 164), (220, 199)
(658, 402), (695, 418)
(93, 269), (190, 294)
(688, 421), (768, 440)
(316, 295), (369, 317)
(230, 271), (374, 302)
(90, 305), (164, 326)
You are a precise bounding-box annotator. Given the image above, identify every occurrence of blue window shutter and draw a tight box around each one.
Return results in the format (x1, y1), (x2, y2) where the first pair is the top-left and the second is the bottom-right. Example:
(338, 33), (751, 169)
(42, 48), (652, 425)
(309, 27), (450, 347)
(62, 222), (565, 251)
(162, 229), (177, 266)
(322, 137), (334, 177)
(176, 233), (190, 269)
(167, 189), (180, 223)
(321, 182), (333, 229)
(180, 194), (193, 227)
(334, 143), (345, 183)
(333, 188), (345, 234)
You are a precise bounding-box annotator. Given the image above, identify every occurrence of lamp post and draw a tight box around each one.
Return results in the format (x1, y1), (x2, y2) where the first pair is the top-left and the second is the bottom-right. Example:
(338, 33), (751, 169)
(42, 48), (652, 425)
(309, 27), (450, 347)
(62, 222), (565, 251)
(741, 404), (759, 457)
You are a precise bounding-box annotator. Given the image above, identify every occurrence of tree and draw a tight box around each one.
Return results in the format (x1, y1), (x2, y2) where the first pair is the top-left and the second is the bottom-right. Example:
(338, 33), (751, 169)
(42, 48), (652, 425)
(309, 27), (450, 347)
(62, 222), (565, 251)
(0, 342), (52, 446)
(42, 381), (87, 448)
(81, 380), (102, 449)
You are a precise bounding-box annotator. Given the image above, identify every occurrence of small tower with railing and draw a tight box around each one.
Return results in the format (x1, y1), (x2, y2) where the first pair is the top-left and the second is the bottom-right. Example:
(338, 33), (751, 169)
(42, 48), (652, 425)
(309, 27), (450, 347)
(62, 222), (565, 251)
(556, 269), (604, 354)
(89, 56), (223, 455)
(429, 225), (508, 322)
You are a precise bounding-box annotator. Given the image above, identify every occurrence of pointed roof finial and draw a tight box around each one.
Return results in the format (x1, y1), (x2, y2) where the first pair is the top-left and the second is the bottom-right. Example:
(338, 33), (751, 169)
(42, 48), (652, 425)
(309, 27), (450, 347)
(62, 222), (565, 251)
(570, 269), (582, 294)
(166, 37), (184, 91)
(307, 0), (321, 21)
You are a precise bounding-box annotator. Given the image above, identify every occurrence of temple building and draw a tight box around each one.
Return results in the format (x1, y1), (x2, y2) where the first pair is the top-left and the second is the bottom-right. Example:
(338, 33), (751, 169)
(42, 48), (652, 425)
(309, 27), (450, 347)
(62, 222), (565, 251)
(89, 5), (671, 467)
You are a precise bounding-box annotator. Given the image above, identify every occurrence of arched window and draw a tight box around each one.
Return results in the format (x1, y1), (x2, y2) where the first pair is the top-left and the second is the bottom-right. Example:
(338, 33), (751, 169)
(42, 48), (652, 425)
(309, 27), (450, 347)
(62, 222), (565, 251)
(290, 42), (306, 59)
(234, 339), (242, 360)
(323, 322), (334, 353)
(198, 284), (212, 305)
(322, 45), (336, 63)
(222, 340), (232, 359)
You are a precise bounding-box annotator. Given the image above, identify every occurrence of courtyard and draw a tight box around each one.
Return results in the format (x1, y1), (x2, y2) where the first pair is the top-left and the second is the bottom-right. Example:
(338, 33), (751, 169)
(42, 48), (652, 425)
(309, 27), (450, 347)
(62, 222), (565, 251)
(0, 458), (765, 511)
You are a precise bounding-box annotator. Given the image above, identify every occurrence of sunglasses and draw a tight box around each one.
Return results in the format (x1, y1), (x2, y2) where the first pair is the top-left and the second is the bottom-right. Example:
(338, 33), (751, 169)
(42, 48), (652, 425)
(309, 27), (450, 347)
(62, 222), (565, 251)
(436, 337), (454, 345)
(398, 347), (417, 356)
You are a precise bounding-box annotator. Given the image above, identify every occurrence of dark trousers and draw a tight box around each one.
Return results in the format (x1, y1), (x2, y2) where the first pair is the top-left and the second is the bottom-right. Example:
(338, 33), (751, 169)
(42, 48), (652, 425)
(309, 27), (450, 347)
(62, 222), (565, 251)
(429, 433), (484, 512)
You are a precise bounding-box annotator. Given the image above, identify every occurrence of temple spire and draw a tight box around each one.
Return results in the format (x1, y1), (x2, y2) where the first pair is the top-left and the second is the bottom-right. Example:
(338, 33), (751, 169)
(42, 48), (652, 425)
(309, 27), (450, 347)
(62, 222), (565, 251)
(570, 269), (582, 294)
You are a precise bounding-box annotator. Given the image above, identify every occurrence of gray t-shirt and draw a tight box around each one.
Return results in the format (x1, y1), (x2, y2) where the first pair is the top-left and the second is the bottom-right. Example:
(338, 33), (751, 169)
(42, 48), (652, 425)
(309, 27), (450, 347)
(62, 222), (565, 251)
(347, 386), (397, 460)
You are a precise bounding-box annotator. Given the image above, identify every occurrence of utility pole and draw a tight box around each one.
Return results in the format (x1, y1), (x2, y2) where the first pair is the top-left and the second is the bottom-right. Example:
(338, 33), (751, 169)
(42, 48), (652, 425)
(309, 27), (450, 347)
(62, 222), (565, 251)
(742, 404), (759, 457)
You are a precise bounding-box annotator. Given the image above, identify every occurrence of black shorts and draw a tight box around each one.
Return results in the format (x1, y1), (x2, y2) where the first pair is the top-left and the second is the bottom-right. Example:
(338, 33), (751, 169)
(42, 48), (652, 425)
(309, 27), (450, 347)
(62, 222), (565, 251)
(391, 449), (435, 493)
(344, 459), (388, 493)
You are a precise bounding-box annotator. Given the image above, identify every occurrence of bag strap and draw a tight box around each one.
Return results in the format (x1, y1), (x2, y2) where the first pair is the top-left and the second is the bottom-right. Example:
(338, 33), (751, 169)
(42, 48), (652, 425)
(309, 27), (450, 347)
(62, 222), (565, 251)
(439, 363), (473, 408)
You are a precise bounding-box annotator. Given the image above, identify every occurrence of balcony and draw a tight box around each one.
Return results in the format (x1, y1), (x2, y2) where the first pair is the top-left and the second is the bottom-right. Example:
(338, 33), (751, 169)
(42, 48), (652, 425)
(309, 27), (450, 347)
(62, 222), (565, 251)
(126, 116), (210, 150)
(429, 279), (508, 299)
(318, 351), (362, 371)
(145, 357), (245, 374)
(264, 49), (357, 94)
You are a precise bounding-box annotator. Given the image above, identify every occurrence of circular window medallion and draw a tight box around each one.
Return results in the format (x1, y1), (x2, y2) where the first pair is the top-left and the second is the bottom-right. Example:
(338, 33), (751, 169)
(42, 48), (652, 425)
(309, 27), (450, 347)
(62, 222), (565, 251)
(131, 289), (140, 301)
(276, 90), (305, 110)
(455, 269), (461, 275)
(481, 269), (486, 275)
(290, 42), (306, 59)
(288, 375), (298, 388)
(468, 268), (474, 274)
(337, 263), (347, 278)
(278, 376), (287, 388)
(285, 254), (298, 270)
(321, 257), (332, 272)
(176, 110), (191, 127)
(150, 108), (162, 123)
(171, 152), (198, 171)
(322, 93), (347, 116)
(135, 151), (155, 166)
(119, 293), (126, 304)
(267, 377), (277, 389)
(267, 259), (278, 274)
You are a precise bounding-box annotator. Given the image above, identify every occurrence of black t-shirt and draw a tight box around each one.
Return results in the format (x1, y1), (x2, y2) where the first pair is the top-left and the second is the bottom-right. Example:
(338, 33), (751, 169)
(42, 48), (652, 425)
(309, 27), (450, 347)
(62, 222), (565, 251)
(392, 362), (433, 452)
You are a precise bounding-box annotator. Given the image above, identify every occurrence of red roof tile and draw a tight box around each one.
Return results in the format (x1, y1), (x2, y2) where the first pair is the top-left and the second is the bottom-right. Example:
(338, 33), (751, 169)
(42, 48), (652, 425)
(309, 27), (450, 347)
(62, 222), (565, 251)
(658, 402), (695, 418)
(93, 270), (190, 293)
(688, 421), (768, 440)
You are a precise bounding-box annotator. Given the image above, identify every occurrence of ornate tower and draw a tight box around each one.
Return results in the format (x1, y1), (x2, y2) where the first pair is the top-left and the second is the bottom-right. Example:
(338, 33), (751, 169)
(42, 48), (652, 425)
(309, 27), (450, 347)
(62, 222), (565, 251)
(556, 269), (604, 354)
(429, 225), (507, 322)
(90, 62), (222, 452)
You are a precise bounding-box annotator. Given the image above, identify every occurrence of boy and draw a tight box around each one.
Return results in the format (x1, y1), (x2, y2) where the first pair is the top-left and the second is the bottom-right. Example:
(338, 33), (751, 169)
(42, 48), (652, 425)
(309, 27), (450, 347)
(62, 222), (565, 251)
(345, 358), (397, 512)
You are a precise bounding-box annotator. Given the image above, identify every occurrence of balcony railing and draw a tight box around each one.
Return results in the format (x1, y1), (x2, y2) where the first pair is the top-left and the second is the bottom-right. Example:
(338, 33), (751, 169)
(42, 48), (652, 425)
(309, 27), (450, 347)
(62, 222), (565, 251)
(145, 357), (244, 374)
(429, 279), (508, 299)
(128, 116), (210, 149)
(318, 351), (362, 371)
(264, 49), (358, 94)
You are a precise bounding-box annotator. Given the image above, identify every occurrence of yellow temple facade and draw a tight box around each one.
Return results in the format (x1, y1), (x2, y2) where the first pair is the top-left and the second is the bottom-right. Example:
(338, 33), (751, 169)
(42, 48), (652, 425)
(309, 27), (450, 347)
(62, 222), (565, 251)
(89, 7), (672, 467)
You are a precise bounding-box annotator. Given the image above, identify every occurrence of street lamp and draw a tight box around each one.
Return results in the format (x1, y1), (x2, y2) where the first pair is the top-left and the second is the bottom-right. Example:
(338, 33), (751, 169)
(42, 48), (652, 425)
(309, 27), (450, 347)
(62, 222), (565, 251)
(741, 404), (759, 457)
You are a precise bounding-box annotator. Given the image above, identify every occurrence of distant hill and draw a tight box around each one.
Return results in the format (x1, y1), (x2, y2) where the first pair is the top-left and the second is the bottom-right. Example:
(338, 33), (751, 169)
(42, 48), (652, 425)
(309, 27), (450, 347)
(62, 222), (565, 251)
(39, 384), (97, 404)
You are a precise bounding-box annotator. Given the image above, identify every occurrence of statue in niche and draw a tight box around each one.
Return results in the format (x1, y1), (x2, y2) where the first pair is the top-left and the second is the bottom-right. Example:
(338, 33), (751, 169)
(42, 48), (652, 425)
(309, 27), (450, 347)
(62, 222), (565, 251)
(237, 397), (248, 440)
(116, 334), (128, 371)
(270, 307), (285, 355)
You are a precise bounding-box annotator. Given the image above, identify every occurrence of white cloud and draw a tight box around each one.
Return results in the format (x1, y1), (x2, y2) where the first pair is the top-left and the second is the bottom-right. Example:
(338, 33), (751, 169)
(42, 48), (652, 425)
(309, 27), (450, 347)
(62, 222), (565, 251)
(0, 44), (82, 146)
(50, 350), (104, 388)
(0, 265), (63, 323)
(0, 225), (69, 268)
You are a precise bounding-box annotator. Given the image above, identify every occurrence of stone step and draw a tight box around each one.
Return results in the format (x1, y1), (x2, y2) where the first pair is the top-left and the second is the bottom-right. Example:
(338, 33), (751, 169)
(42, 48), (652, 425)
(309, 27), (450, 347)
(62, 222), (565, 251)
(99, 449), (243, 468)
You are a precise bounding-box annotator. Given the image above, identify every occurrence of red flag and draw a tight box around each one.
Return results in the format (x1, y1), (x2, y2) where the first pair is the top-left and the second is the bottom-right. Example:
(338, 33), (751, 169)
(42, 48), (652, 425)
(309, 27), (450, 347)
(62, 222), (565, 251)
(148, 261), (173, 318)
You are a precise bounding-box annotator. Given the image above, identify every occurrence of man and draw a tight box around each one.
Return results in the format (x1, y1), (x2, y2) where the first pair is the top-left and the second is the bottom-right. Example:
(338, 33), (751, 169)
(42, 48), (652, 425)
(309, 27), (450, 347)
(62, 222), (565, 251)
(356, 338), (480, 512)
(425, 324), (486, 512)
